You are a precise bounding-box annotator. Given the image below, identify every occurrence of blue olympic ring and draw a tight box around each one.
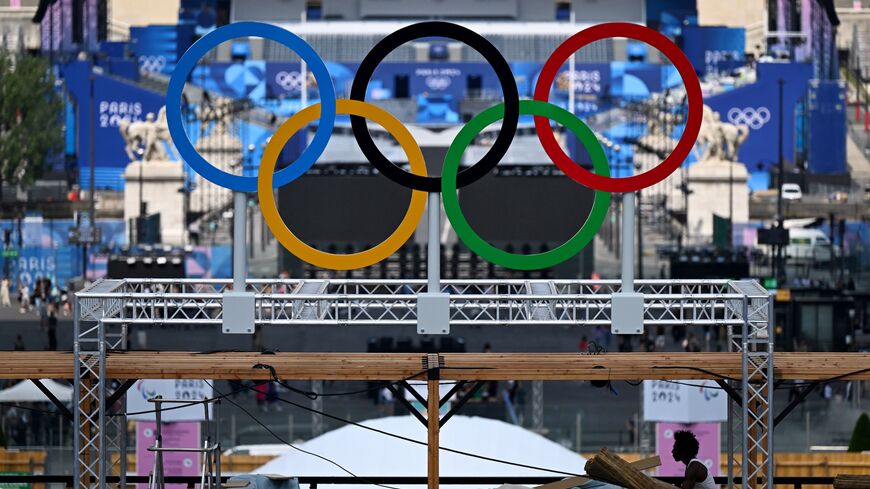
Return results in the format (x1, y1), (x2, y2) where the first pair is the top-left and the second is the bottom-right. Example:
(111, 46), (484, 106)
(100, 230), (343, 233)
(165, 22), (337, 192)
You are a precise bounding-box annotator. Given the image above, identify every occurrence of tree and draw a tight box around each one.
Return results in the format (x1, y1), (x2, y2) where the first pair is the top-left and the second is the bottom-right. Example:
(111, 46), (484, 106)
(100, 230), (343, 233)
(0, 50), (63, 187)
(849, 412), (870, 452)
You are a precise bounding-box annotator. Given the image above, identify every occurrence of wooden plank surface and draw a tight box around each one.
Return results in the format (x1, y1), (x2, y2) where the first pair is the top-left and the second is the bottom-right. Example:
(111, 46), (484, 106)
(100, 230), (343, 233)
(0, 351), (868, 381)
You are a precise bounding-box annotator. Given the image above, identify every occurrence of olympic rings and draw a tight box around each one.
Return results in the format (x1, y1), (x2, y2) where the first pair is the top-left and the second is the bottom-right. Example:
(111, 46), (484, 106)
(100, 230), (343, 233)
(442, 100), (612, 270)
(165, 21), (704, 271)
(726, 107), (770, 130)
(258, 100), (428, 270)
(533, 22), (703, 193)
(166, 22), (337, 192)
(349, 21), (520, 193)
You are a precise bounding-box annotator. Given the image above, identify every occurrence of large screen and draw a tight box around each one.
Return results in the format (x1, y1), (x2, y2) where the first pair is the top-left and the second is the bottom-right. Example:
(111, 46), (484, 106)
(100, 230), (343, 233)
(276, 165), (598, 277)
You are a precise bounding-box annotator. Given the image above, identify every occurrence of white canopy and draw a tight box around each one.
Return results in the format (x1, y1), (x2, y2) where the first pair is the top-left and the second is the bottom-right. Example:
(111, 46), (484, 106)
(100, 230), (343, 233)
(255, 415), (586, 487)
(0, 379), (73, 403)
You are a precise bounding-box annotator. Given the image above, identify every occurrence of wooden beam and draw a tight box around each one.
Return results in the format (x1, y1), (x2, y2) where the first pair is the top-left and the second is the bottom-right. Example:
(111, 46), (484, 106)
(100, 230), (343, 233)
(1, 352), (869, 381)
(427, 377), (439, 489)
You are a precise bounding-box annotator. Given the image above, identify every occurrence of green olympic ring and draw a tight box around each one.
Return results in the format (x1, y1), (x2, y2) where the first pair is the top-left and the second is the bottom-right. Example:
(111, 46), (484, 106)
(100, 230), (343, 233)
(441, 99), (612, 270)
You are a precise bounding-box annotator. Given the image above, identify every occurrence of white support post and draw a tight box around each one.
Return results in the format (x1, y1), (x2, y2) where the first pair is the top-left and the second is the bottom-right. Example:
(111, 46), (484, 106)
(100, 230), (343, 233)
(223, 192), (255, 334)
(612, 192), (644, 334)
(418, 192), (449, 335)
(621, 192), (635, 293)
(233, 192), (246, 292)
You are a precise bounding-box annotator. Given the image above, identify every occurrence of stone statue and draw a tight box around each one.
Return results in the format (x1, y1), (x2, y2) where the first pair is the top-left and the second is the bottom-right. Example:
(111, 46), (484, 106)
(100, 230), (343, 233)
(119, 106), (170, 162)
(695, 105), (749, 162)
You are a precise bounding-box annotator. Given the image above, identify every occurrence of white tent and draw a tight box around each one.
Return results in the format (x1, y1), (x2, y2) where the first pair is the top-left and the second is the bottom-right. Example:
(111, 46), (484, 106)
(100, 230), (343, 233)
(255, 415), (586, 487)
(0, 379), (72, 403)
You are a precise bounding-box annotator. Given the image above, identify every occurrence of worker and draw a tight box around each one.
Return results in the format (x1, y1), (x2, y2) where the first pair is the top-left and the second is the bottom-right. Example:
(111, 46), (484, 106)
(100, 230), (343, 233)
(671, 430), (716, 489)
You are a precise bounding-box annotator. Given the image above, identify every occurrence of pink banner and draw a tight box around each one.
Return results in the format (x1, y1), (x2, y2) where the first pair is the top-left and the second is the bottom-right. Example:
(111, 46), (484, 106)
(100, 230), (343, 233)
(655, 422), (720, 477)
(136, 421), (201, 489)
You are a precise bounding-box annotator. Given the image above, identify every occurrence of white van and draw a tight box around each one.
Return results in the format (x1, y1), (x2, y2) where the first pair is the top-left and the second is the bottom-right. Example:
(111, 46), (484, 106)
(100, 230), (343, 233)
(786, 228), (834, 263)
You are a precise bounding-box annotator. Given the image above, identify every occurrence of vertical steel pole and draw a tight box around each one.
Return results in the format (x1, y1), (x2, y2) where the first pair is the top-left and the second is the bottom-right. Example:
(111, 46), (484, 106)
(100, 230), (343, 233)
(766, 295), (775, 489)
(776, 79), (785, 284)
(215, 400), (221, 489)
(727, 394), (734, 489)
(155, 399), (164, 489)
(427, 192), (440, 293)
(73, 299), (82, 489)
(97, 320), (106, 489)
(741, 298), (749, 489)
(233, 192), (246, 292)
(119, 411), (127, 489)
(622, 192), (635, 293)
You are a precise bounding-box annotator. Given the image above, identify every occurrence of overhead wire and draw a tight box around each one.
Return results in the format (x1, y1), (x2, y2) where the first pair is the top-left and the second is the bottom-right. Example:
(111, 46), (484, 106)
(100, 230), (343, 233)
(204, 380), (401, 489)
(236, 370), (583, 477)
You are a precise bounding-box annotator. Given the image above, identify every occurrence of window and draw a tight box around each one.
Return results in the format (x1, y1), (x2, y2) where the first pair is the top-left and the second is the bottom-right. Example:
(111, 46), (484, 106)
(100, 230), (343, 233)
(394, 75), (409, 99)
(306, 1), (322, 20)
(555, 2), (571, 21)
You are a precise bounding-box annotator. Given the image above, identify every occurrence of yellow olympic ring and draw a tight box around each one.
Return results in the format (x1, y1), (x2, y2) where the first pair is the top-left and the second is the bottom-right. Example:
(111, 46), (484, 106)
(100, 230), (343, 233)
(258, 99), (428, 270)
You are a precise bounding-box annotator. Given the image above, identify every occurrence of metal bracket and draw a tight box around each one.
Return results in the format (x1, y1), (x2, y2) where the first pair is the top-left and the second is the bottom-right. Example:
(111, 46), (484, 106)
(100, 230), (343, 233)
(715, 379), (744, 407)
(422, 354), (444, 371)
(774, 381), (819, 427)
(439, 381), (485, 428)
(387, 384), (428, 427)
(392, 378), (485, 430)
(31, 379), (73, 421)
(105, 379), (137, 410)
(400, 380), (429, 407)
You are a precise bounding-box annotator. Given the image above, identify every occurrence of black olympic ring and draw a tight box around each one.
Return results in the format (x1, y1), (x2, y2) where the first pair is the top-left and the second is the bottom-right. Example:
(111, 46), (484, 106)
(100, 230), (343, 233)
(349, 21), (520, 192)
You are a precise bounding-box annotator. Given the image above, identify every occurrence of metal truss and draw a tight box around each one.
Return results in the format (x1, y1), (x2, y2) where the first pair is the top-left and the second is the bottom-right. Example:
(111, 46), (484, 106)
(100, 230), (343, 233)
(77, 278), (754, 326)
(725, 281), (774, 489)
(75, 278), (772, 489)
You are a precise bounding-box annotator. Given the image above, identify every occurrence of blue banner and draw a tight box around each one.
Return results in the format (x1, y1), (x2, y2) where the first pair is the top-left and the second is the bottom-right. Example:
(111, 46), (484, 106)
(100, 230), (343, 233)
(807, 81), (846, 174)
(681, 26), (746, 76)
(130, 25), (195, 76)
(62, 61), (167, 189)
(705, 62), (813, 178)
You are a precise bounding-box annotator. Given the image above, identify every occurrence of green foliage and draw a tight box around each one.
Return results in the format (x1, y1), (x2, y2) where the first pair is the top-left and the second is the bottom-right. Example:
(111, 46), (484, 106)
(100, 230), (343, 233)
(0, 50), (64, 185)
(849, 413), (870, 452)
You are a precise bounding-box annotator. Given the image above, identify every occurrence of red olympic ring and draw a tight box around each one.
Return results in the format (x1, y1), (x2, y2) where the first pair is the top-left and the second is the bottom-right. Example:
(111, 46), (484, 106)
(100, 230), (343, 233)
(533, 22), (703, 193)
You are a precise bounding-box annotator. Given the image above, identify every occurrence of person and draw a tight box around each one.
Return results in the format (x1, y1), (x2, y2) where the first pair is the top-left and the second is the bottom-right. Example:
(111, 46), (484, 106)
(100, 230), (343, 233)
(683, 333), (701, 352)
(671, 430), (717, 489)
(377, 386), (395, 416)
(579, 336), (589, 352)
(0, 277), (10, 307)
(47, 303), (58, 351)
(13, 335), (25, 351)
(654, 326), (666, 351)
(254, 382), (268, 411)
(482, 343), (497, 401)
(188, 221), (201, 246)
(18, 282), (30, 314)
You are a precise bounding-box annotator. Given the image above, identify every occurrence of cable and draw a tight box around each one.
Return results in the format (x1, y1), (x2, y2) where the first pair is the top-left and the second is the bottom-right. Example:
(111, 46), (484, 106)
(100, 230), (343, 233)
(265, 368), (429, 400)
(260, 363), (461, 400)
(231, 377), (583, 477)
(0, 402), (64, 415)
(204, 380), (400, 489)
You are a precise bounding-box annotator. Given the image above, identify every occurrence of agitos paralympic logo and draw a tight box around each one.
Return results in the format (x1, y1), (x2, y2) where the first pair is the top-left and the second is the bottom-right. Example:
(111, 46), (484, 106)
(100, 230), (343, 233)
(165, 21), (703, 271)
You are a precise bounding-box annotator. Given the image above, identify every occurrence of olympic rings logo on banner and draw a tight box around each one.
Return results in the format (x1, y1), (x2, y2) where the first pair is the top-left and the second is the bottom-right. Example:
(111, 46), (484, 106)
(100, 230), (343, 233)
(274, 70), (304, 91)
(726, 107), (771, 130)
(138, 55), (167, 73)
(166, 21), (703, 271)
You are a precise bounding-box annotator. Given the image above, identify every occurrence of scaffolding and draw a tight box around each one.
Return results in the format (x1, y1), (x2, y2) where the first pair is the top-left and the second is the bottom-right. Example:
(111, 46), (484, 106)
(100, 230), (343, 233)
(74, 277), (773, 489)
